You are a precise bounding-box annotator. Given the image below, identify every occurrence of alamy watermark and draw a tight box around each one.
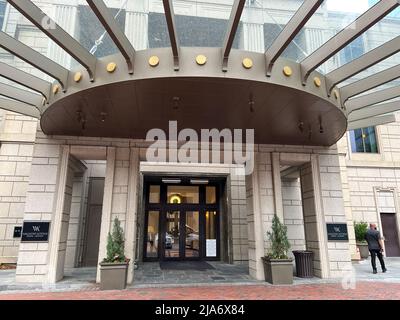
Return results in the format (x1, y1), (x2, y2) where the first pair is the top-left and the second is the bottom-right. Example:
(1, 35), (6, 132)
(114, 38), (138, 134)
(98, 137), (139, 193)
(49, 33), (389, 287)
(145, 121), (255, 175)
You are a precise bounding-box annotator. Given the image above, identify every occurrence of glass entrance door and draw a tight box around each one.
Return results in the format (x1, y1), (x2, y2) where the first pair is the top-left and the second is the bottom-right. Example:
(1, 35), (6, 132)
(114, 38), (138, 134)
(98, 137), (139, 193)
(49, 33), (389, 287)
(162, 210), (200, 260)
(144, 178), (221, 261)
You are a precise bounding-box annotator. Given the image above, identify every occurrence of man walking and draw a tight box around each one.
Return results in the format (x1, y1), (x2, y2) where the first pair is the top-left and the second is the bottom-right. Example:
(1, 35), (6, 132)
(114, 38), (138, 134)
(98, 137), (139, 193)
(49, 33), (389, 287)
(365, 223), (387, 274)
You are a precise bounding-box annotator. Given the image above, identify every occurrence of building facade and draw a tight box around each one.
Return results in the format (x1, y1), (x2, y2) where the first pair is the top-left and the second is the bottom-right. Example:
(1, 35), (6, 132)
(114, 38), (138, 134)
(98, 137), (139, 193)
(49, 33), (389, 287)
(0, 0), (400, 284)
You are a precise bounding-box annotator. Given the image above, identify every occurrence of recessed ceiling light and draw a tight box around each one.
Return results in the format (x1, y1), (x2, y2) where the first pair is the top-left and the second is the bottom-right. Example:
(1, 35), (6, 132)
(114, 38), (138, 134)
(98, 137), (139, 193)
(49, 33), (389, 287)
(162, 178), (181, 184)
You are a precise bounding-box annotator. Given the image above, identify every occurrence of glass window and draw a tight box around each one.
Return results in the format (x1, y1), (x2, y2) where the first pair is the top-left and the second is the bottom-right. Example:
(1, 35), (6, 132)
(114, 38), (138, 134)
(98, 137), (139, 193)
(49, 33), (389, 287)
(170, 0), (237, 48)
(234, 0), (305, 54)
(349, 126), (378, 153)
(167, 186), (199, 204)
(339, 36), (365, 65)
(0, 0), (6, 30)
(205, 211), (217, 257)
(185, 211), (199, 258)
(149, 185), (160, 203)
(165, 211), (180, 258)
(206, 186), (216, 204)
(77, 5), (125, 58)
(264, 23), (307, 62)
(146, 211), (159, 258)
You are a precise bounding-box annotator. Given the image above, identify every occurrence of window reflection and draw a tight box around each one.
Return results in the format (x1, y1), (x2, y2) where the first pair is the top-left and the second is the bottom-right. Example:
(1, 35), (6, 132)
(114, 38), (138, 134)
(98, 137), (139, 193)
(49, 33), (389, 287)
(185, 211), (199, 258)
(165, 211), (180, 258)
(206, 186), (216, 204)
(149, 185), (160, 203)
(146, 211), (159, 258)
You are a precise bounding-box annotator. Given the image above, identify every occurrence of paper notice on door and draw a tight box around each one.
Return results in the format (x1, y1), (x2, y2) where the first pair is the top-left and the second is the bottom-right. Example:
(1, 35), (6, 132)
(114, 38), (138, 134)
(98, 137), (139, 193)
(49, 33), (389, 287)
(206, 239), (217, 257)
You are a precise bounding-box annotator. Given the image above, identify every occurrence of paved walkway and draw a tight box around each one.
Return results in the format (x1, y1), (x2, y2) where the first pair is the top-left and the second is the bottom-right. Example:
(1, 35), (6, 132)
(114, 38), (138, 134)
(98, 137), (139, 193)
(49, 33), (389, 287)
(133, 261), (256, 286)
(0, 258), (399, 299)
(0, 282), (399, 300)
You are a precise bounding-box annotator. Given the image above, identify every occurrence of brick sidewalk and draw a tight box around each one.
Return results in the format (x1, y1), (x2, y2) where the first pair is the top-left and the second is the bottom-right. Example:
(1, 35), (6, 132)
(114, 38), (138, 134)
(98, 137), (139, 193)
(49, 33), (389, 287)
(0, 282), (400, 300)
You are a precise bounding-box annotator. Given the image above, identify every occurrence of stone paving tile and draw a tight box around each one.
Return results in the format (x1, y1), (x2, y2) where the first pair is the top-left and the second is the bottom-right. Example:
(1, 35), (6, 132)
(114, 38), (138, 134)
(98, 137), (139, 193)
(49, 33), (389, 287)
(1, 258), (400, 295)
(1, 282), (400, 300)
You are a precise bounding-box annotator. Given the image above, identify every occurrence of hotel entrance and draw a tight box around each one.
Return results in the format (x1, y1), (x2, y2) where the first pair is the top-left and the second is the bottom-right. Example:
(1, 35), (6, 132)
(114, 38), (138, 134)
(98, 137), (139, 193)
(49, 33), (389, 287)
(143, 177), (222, 261)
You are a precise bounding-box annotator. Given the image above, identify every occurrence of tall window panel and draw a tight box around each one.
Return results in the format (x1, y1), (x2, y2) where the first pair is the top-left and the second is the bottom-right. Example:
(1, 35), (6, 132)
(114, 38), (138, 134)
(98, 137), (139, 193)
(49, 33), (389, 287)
(0, 0), (6, 30)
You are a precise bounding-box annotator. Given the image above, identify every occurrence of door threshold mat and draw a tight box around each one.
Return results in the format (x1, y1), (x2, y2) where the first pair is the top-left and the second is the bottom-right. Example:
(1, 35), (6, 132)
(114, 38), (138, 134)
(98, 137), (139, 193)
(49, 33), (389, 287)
(159, 261), (215, 270)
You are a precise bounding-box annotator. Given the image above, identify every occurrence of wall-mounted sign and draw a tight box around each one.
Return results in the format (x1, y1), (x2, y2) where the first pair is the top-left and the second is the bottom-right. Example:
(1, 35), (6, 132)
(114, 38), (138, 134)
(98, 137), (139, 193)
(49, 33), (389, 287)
(13, 226), (22, 238)
(21, 222), (50, 242)
(327, 223), (348, 241)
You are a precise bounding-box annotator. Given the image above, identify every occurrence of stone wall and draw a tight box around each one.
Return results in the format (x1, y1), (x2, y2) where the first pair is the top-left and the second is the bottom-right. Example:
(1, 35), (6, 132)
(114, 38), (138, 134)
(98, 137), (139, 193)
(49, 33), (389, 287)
(282, 177), (306, 255)
(0, 111), (36, 264)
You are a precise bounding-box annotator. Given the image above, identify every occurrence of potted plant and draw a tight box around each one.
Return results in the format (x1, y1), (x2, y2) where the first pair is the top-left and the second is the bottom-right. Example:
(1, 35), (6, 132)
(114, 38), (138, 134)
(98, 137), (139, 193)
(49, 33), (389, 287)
(354, 221), (369, 259)
(262, 214), (293, 285)
(99, 217), (129, 290)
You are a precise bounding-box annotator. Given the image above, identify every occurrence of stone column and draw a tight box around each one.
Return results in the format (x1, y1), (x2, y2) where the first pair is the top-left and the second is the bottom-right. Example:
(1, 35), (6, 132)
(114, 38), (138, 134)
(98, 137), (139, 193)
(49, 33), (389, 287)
(125, 148), (140, 284)
(47, 146), (72, 283)
(318, 152), (352, 277)
(96, 147), (116, 283)
(246, 152), (265, 280)
(272, 152), (284, 221)
(300, 155), (330, 278)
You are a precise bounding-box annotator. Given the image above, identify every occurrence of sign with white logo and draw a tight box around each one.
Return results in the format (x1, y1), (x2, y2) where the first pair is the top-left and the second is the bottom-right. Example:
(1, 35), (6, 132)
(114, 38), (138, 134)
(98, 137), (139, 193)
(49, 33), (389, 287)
(21, 222), (50, 242)
(326, 223), (348, 241)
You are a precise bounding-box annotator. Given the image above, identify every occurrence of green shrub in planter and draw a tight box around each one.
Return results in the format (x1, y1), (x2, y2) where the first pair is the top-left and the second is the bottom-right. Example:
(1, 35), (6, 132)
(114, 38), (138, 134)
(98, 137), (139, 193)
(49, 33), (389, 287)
(100, 218), (129, 290)
(104, 217), (127, 263)
(354, 221), (369, 259)
(262, 214), (293, 284)
(266, 214), (291, 259)
(354, 221), (368, 243)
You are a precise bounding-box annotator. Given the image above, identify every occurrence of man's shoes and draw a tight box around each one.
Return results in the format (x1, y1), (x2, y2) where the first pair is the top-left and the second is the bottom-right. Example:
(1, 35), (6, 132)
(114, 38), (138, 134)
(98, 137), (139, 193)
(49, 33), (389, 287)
(373, 269), (377, 274)
(382, 268), (387, 273)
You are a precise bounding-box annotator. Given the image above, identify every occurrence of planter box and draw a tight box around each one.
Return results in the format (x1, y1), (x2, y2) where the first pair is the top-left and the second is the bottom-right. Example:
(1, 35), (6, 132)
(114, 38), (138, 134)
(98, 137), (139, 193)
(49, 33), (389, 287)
(357, 243), (369, 259)
(99, 262), (129, 290)
(262, 257), (293, 285)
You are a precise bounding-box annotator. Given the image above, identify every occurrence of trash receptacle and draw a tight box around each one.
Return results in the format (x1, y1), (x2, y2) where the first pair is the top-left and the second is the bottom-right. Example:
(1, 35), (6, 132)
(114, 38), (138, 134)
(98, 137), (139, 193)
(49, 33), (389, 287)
(292, 250), (314, 278)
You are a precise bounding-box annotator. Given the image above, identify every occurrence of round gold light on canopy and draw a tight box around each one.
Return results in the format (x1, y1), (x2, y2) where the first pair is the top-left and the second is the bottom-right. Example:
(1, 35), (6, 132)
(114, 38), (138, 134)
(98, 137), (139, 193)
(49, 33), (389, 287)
(107, 62), (117, 73)
(149, 56), (160, 67)
(242, 58), (253, 69)
(283, 66), (292, 77)
(196, 54), (207, 65)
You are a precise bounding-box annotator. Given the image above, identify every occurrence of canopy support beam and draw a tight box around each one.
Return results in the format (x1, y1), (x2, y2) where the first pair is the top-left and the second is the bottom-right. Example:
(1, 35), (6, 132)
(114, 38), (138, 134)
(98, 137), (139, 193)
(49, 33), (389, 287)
(346, 85), (400, 113)
(162, 0), (180, 71)
(0, 32), (69, 90)
(0, 97), (41, 118)
(222, 0), (246, 72)
(326, 36), (400, 94)
(300, 0), (400, 84)
(87, 0), (135, 74)
(0, 62), (51, 100)
(340, 64), (400, 103)
(265, 0), (322, 76)
(8, 0), (97, 81)
(349, 101), (400, 121)
(0, 82), (43, 107)
(348, 114), (396, 130)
